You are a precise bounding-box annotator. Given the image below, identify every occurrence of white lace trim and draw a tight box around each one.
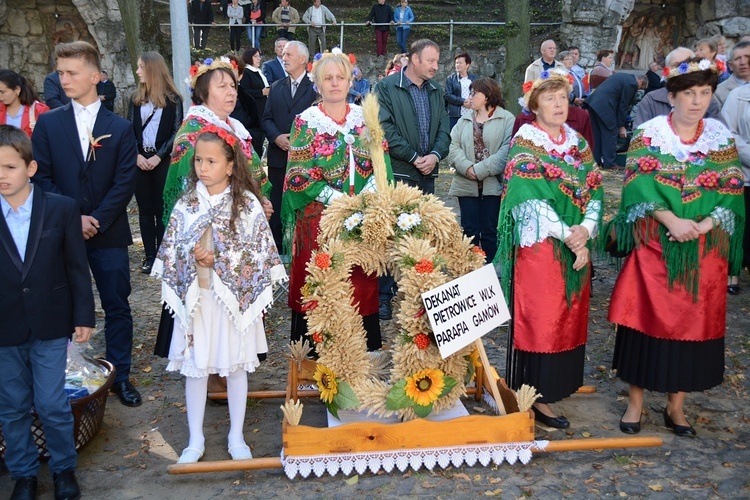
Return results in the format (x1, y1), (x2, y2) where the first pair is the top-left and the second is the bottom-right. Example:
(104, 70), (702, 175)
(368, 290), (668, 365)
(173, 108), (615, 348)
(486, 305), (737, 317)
(298, 104), (365, 136)
(638, 116), (733, 160)
(186, 105), (252, 142)
(625, 202), (660, 223)
(281, 440), (548, 478)
(514, 123), (580, 155)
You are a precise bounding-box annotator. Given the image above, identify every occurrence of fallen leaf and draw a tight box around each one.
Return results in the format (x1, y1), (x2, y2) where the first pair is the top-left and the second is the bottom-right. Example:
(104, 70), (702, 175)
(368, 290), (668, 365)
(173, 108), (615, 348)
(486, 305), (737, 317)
(484, 489), (503, 496)
(142, 366), (152, 373)
(123, 451), (138, 459)
(619, 492), (627, 497)
(488, 477), (502, 484)
(421, 480), (436, 489)
(581, 432), (592, 438)
(232, 480), (241, 485)
(253, 428), (260, 433)
(723, 462), (733, 467)
(344, 475), (359, 485)
(648, 484), (663, 492)
(473, 406), (487, 413)
(453, 473), (471, 481)
(474, 474), (481, 481)
(147, 396), (156, 401)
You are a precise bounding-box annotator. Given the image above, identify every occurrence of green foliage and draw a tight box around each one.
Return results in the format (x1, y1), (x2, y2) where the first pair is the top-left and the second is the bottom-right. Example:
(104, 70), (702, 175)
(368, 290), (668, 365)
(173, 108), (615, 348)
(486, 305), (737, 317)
(327, 380), (359, 419)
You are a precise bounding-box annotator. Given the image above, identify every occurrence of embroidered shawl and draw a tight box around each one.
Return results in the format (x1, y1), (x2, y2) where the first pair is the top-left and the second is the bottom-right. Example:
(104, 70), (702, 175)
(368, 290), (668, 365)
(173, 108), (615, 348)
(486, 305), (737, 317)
(153, 181), (287, 353)
(494, 123), (603, 304)
(604, 115), (745, 298)
(280, 104), (394, 254)
(162, 105), (270, 225)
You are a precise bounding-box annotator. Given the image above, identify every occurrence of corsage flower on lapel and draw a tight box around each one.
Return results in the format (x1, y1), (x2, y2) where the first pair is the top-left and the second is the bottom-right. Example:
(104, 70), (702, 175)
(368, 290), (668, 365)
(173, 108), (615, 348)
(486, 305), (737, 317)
(87, 128), (112, 162)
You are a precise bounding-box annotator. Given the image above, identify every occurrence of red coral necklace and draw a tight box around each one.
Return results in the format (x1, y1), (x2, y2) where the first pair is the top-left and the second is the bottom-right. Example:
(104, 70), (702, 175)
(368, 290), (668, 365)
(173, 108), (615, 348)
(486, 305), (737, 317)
(532, 121), (566, 145)
(318, 103), (349, 125)
(667, 113), (703, 145)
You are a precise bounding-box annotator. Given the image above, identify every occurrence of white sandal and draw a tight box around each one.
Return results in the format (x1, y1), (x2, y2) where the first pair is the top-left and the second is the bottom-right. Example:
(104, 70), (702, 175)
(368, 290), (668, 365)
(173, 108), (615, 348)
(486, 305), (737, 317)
(228, 442), (253, 460)
(177, 447), (204, 464)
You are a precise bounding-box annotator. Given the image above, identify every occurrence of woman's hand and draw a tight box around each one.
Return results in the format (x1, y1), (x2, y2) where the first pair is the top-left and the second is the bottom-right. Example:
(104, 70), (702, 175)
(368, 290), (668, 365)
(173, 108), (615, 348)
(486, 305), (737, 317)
(572, 245), (590, 271)
(136, 154), (150, 171)
(261, 198), (274, 220)
(194, 242), (215, 268)
(564, 225), (589, 252)
(145, 155), (161, 170)
(465, 165), (478, 181)
(665, 217), (700, 242)
(696, 217), (716, 235)
(262, 87), (270, 96)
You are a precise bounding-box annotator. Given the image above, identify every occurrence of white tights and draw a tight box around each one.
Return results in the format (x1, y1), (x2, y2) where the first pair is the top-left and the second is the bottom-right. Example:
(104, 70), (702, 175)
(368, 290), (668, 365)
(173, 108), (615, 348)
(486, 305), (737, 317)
(185, 369), (249, 451)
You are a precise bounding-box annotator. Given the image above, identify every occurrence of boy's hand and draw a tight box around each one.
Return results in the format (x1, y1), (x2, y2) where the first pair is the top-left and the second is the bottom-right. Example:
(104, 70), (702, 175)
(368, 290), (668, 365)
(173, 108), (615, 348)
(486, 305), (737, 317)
(74, 326), (93, 343)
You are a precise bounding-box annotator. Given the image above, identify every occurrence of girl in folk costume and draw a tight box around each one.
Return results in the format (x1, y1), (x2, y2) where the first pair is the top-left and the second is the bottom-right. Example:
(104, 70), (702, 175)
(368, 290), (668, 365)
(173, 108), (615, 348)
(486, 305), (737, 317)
(494, 71), (603, 429)
(281, 51), (394, 351)
(0, 70), (49, 137)
(153, 127), (286, 463)
(607, 59), (744, 437)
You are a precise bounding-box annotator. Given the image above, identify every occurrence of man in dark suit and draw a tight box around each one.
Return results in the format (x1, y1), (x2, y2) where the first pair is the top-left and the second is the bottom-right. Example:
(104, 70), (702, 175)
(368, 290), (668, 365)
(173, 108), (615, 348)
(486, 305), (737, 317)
(584, 72), (647, 168)
(43, 70), (70, 109)
(645, 61), (664, 94)
(97, 70), (116, 111)
(31, 41), (141, 407)
(261, 40), (317, 251)
(262, 38), (289, 85)
(190, 0), (214, 49)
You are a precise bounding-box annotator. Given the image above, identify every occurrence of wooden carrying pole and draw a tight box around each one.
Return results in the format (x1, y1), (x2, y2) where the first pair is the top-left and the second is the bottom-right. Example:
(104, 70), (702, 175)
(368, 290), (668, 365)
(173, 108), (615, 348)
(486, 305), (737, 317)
(167, 436), (662, 474)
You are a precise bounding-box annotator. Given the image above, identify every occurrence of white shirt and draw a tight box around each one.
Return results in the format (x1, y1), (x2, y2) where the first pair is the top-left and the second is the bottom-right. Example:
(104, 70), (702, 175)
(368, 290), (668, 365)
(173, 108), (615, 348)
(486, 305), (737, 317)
(72, 98), (102, 160)
(140, 101), (163, 150)
(311, 6), (323, 25)
(459, 76), (472, 116)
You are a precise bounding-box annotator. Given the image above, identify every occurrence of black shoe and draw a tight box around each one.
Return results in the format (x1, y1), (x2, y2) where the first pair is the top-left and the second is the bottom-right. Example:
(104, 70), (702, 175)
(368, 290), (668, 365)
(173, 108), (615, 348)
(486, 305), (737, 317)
(663, 408), (696, 437)
(141, 256), (155, 274)
(53, 470), (80, 500)
(112, 379), (142, 407)
(727, 284), (741, 295)
(619, 410), (641, 434)
(532, 406), (570, 429)
(11, 476), (37, 500)
(378, 299), (392, 320)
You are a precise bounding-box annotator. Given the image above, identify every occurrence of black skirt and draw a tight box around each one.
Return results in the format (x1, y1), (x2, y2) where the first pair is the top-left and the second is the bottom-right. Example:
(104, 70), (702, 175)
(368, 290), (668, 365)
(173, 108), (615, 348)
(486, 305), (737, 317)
(507, 344), (585, 404)
(612, 325), (724, 393)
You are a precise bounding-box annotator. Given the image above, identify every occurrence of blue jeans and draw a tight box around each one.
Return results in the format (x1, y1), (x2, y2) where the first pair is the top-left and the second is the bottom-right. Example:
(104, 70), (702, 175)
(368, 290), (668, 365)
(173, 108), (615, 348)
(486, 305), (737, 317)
(458, 194), (501, 262)
(247, 24), (262, 48)
(396, 28), (410, 53)
(87, 246), (133, 382)
(0, 337), (76, 477)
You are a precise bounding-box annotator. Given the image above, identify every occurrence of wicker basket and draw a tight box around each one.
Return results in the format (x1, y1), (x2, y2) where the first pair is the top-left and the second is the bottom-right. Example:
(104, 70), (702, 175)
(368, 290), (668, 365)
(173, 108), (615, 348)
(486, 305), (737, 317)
(0, 359), (115, 459)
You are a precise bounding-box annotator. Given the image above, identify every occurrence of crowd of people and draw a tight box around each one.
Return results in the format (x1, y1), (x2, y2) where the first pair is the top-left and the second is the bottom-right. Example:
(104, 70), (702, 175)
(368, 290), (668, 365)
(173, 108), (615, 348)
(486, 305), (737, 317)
(0, 14), (749, 498)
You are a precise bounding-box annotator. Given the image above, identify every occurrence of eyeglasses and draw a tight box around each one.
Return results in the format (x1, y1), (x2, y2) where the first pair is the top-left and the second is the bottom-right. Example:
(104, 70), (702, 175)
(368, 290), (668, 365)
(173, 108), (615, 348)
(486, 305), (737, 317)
(469, 90), (476, 97)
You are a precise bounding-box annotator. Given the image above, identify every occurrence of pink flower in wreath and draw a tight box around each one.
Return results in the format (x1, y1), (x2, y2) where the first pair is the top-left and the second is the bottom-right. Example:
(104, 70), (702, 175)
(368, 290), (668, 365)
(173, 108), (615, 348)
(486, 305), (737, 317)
(696, 170), (720, 189)
(242, 265), (253, 279)
(543, 163), (563, 179)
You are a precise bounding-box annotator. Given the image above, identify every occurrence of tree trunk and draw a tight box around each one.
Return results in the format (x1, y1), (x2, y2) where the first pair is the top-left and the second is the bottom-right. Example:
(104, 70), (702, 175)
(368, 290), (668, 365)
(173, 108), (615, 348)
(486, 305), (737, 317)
(117, 0), (168, 82)
(503, 0), (530, 115)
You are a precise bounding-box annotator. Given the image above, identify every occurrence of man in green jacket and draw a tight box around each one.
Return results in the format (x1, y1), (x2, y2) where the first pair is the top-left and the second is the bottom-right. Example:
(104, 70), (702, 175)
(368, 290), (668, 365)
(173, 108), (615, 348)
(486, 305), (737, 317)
(374, 38), (450, 319)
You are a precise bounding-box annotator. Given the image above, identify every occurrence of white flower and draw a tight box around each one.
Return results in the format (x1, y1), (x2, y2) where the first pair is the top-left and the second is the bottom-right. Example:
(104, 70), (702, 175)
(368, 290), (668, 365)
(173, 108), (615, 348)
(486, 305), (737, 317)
(344, 134), (355, 145)
(331, 47), (343, 55)
(698, 59), (711, 71)
(219, 56), (232, 65)
(397, 212), (422, 231)
(344, 212), (364, 231)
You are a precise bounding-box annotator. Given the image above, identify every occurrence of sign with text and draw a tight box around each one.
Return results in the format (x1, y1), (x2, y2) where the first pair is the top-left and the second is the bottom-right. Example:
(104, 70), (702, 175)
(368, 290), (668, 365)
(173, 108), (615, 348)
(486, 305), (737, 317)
(421, 264), (510, 358)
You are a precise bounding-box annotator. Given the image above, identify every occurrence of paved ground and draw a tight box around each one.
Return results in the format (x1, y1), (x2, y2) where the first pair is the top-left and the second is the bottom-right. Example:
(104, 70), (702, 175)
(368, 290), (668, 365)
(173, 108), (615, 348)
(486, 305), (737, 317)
(1, 169), (748, 499)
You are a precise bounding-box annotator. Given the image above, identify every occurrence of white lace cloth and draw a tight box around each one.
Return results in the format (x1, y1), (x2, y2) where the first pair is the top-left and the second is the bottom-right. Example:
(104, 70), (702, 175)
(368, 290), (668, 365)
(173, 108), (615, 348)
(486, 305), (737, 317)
(514, 122), (580, 155)
(281, 440), (548, 478)
(638, 115), (733, 161)
(185, 105), (252, 142)
(512, 199), (601, 247)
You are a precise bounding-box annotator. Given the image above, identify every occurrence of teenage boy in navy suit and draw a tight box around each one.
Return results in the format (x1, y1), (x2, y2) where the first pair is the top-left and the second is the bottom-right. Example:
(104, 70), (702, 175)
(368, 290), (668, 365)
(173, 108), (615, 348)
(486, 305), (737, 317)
(31, 41), (141, 407)
(0, 124), (94, 500)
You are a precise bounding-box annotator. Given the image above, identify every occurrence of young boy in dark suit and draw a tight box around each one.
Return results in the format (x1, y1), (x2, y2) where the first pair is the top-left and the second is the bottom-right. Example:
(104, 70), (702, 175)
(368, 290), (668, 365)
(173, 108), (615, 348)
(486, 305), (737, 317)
(0, 125), (95, 500)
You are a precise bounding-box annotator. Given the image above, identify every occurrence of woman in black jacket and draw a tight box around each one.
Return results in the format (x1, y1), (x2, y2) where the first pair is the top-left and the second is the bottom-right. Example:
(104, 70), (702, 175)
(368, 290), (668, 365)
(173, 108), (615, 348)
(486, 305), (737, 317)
(128, 52), (183, 274)
(239, 47), (270, 157)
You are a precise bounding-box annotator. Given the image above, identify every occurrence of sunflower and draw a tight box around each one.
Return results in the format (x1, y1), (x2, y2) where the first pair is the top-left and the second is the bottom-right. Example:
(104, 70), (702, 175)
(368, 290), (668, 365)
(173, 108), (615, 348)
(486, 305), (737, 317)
(404, 368), (446, 407)
(313, 364), (338, 404)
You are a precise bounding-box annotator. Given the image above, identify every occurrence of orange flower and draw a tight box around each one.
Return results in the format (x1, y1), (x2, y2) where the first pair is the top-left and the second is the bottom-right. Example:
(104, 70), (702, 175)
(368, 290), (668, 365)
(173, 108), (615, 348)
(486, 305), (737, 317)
(311, 332), (323, 343)
(471, 247), (486, 258)
(315, 252), (332, 269)
(522, 81), (534, 93)
(414, 259), (434, 274)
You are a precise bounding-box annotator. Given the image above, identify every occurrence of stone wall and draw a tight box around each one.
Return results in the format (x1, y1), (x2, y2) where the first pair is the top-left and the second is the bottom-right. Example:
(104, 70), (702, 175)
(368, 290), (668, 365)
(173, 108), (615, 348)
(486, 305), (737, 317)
(559, 0), (749, 70)
(0, 0), (134, 114)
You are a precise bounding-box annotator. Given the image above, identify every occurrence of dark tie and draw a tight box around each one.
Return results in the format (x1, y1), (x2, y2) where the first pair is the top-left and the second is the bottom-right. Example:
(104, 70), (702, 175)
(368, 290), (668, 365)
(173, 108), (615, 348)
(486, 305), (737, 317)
(291, 80), (298, 98)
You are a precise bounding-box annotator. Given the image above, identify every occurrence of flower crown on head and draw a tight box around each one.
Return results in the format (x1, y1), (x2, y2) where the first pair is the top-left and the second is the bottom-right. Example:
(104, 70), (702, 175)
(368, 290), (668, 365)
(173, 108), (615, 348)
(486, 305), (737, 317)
(662, 58), (722, 79)
(518, 69), (573, 110)
(185, 56), (239, 90)
(308, 47), (357, 74)
(198, 124), (238, 148)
